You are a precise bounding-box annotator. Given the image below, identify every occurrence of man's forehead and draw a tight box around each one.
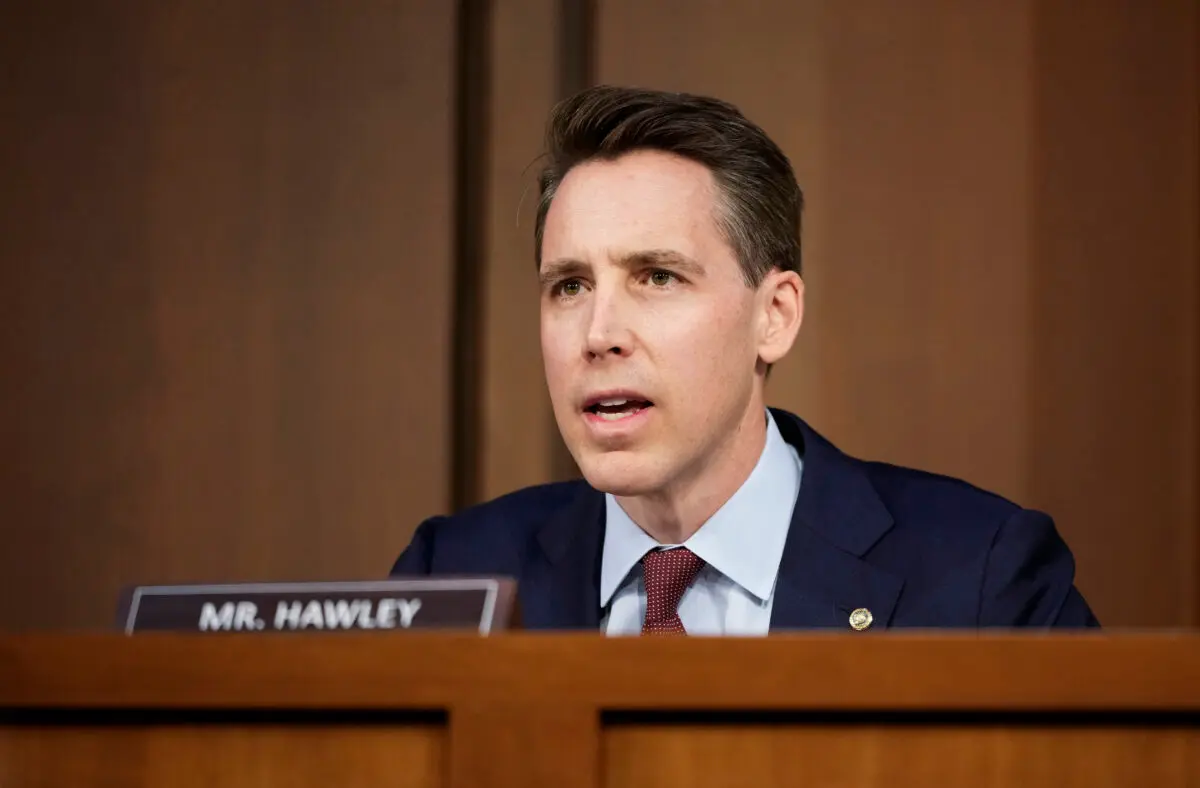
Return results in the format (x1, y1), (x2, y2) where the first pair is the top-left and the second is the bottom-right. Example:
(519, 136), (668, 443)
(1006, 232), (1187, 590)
(549, 152), (716, 216)
(540, 152), (739, 274)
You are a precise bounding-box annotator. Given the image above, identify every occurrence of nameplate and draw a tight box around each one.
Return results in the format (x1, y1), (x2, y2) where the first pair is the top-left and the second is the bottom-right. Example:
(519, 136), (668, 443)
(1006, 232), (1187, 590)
(117, 578), (517, 635)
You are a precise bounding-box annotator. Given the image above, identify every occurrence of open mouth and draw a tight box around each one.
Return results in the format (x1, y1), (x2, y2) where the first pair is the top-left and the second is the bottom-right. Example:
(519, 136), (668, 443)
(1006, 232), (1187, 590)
(584, 397), (654, 422)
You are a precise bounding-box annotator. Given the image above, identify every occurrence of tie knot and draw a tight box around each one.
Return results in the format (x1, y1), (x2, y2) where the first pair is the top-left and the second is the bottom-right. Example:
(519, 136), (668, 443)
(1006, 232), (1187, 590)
(642, 547), (706, 633)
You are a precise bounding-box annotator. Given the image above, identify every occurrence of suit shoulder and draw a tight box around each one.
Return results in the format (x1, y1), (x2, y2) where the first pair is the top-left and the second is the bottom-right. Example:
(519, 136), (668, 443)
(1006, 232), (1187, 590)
(425, 479), (590, 538)
(861, 459), (1024, 534)
(852, 459), (1041, 589)
(392, 480), (591, 576)
(780, 408), (1024, 535)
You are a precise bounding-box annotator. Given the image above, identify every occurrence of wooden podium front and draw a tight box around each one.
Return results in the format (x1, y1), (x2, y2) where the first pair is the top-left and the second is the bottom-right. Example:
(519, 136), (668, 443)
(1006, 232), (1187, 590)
(2, 633), (1198, 787)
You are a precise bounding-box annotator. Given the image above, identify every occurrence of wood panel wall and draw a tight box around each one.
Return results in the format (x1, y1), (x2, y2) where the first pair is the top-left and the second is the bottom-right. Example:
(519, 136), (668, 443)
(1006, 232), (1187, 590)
(0, 0), (1195, 629)
(1029, 0), (1198, 626)
(0, 1), (457, 630)
(477, 0), (561, 503)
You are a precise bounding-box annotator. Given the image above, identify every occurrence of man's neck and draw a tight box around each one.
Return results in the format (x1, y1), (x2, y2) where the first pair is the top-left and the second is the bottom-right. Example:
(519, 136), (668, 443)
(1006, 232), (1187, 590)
(615, 405), (769, 545)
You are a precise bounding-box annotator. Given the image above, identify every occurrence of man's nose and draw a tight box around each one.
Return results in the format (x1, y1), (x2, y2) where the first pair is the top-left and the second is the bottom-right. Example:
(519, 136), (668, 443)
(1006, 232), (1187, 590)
(584, 289), (632, 360)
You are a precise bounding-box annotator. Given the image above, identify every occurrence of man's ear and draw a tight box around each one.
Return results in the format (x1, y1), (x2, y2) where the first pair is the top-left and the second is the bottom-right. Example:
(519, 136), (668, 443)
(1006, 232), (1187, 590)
(757, 270), (804, 365)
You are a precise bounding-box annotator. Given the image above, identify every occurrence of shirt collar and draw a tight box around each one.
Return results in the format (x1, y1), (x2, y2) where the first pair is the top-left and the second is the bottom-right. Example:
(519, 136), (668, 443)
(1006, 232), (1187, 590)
(599, 410), (803, 606)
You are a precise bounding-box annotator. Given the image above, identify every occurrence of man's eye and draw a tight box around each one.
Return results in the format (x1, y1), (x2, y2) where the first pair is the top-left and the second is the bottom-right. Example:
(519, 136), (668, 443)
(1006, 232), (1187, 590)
(557, 280), (582, 297)
(649, 270), (676, 287)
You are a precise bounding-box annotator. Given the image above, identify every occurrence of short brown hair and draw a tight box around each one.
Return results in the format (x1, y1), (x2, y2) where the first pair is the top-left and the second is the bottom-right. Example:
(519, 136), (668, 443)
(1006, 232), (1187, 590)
(535, 85), (803, 285)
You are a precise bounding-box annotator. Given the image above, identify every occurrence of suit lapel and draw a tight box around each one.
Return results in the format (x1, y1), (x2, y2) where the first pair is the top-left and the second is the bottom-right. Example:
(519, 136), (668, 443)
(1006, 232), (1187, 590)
(769, 410), (905, 631)
(522, 482), (605, 629)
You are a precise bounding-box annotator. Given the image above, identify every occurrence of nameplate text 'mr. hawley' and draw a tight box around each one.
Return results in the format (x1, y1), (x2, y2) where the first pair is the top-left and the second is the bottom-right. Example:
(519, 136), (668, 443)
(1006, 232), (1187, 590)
(117, 579), (517, 635)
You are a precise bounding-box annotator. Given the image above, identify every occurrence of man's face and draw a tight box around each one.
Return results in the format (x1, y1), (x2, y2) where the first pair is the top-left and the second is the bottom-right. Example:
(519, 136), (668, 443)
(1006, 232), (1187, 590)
(539, 150), (767, 497)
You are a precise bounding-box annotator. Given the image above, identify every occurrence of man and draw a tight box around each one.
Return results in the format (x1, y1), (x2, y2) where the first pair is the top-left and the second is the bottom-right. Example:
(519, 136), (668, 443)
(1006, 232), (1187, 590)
(392, 85), (1098, 632)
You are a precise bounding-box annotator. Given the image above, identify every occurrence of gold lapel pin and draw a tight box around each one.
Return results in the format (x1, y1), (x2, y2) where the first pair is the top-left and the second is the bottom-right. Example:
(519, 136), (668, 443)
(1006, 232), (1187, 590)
(849, 607), (873, 631)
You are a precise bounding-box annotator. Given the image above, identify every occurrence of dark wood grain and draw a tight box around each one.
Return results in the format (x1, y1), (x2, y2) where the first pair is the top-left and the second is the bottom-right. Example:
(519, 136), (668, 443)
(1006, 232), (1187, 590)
(0, 725), (442, 788)
(0, 1), (457, 631)
(1, 633), (1199, 710)
(1030, 0), (1200, 627)
(478, 0), (562, 501)
(605, 726), (1200, 788)
(2, 635), (1197, 788)
(451, 704), (598, 788)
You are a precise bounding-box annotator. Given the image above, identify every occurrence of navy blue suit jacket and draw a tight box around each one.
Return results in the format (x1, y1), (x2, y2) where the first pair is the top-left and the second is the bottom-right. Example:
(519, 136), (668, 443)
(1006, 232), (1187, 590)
(391, 409), (1099, 630)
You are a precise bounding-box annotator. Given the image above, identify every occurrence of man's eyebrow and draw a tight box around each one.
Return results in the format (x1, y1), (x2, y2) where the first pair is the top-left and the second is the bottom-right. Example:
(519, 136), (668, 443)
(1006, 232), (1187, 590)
(615, 249), (706, 277)
(538, 258), (589, 288)
(538, 250), (704, 287)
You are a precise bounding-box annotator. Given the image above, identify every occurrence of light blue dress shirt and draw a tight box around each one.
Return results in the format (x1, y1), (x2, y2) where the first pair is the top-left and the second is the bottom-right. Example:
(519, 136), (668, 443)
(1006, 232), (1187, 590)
(599, 410), (804, 636)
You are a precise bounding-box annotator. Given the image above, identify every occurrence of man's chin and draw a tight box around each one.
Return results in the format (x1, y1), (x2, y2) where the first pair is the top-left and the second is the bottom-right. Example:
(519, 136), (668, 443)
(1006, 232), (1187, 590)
(576, 453), (664, 497)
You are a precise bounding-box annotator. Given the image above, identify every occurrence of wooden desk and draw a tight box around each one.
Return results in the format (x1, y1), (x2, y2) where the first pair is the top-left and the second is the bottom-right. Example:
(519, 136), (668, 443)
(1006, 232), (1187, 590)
(2, 633), (1198, 787)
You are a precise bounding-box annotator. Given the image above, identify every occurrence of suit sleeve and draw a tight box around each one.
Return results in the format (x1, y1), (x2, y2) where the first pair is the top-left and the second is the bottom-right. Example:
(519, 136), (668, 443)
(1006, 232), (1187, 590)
(978, 509), (1100, 627)
(389, 516), (444, 576)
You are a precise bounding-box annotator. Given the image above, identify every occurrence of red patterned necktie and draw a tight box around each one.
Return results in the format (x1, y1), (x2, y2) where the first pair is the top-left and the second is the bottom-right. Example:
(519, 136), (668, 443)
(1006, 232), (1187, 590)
(641, 547), (706, 635)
